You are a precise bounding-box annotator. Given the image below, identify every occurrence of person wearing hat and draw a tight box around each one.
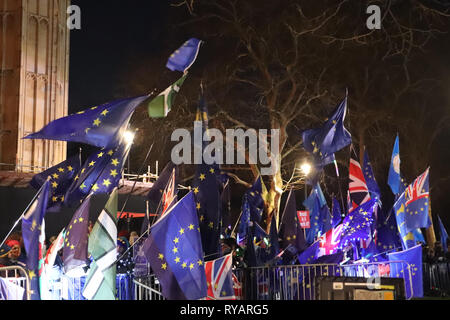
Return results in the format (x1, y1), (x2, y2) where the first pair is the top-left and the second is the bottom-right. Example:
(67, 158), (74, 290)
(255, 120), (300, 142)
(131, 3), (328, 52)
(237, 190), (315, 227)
(4, 240), (26, 268)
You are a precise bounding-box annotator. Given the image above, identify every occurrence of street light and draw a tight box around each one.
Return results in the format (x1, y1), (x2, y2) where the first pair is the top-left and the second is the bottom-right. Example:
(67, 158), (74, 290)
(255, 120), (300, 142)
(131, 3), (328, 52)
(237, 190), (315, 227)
(123, 130), (135, 146)
(300, 163), (312, 176)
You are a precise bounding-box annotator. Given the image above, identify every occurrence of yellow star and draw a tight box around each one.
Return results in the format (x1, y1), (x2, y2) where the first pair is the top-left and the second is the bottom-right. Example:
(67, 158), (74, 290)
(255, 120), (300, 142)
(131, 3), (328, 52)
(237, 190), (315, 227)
(52, 196), (58, 202)
(174, 257), (180, 264)
(70, 244), (75, 250)
(107, 150), (114, 156)
(193, 187), (199, 194)
(92, 184), (99, 192)
(67, 166), (73, 172)
(103, 179), (111, 187)
(182, 262), (187, 269)
(74, 175), (79, 181)
(179, 228), (185, 235)
(78, 217), (84, 222)
(189, 263), (194, 270)
(88, 161), (95, 167)
(58, 167), (65, 173)
(161, 263), (167, 270)
(173, 237), (179, 244)
(97, 152), (104, 158)
(188, 224), (194, 230)
(93, 118), (101, 126)
(158, 253), (164, 260)
(52, 173), (59, 179)
(197, 260), (203, 266)
(28, 270), (36, 280)
(52, 181), (58, 188)
(209, 168), (215, 174)
(101, 109), (109, 116)
(110, 169), (118, 177)
(196, 202), (201, 210)
(208, 222), (214, 229)
(199, 215), (205, 222)
(111, 159), (119, 166)
(80, 183), (87, 190)
(199, 173), (206, 181)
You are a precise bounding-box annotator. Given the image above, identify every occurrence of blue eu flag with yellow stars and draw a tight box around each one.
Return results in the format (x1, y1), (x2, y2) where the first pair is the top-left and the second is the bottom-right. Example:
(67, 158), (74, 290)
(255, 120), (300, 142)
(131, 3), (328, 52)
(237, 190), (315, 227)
(192, 163), (221, 257)
(142, 191), (207, 300)
(338, 198), (377, 250)
(30, 155), (81, 212)
(246, 176), (265, 223)
(301, 95), (351, 163)
(24, 95), (149, 149)
(298, 241), (320, 264)
(62, 194), (91, 276)
(280, 189), (307, 254)
(362, 149), (381, 203)
(393, 195), (416, 250)
(21, 180), (50, 300)
(331, 196), (342, 228)
(376, 208), (402, 253)
(388, 135), (401, 195)
(64, 142), (131, 207)
(237, 195), (251, 245)
(166, 38), (203, 73)
(388, 244), (423, 299)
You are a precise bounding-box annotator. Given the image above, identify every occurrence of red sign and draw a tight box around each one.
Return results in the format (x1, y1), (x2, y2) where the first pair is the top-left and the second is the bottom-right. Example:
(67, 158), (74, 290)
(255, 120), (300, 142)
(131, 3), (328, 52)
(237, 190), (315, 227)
(297, 210), (310, 229)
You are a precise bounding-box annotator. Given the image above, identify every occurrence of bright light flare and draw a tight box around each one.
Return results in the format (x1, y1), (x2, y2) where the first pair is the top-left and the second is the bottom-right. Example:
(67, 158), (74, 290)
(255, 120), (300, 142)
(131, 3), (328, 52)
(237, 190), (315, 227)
(300, 163), (312, 176)
(123, 130), (135, 146)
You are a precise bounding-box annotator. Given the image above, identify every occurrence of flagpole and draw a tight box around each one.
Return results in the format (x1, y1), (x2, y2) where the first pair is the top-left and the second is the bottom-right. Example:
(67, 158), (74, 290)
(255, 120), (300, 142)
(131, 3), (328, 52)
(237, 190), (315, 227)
(333, 158), (346, 216)
(0, 179), (47, 248)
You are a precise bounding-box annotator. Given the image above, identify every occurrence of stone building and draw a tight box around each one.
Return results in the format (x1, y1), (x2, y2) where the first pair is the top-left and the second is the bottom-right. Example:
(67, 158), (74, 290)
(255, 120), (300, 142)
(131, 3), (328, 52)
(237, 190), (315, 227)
(0, 0), (70, 172)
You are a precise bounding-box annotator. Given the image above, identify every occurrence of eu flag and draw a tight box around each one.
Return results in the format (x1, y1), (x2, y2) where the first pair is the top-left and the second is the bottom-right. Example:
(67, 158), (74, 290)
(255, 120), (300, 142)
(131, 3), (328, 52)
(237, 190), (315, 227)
(30, 155), (81, 212)
(298, 241), (320, 264)
(246, 176), (265, 223)
(388, 135), (401, 195)
(305, 196), (323, 245)
(393, 195), (416, 250)
(301, 95), (352, 162)
(362, 149), (381, 203)
(388, 244), (423, 298)
(166, 38), (203, 73)
(62, 195), (91, 276)
(403, 167), (431, 232)
(142, 192), (207, 300)
(279, 189), (306, 253)
(237, 195), (251, 245)
(24, 95), (149, 149)
(21, 180), (50, 300)
(64, 142), (131, 207)
(438, 215), (448, 253)
(147, 161), (179, 206)
(376, 208), (402, 253)
(338, 198), (377, 250)
(331, 196), (342, 228)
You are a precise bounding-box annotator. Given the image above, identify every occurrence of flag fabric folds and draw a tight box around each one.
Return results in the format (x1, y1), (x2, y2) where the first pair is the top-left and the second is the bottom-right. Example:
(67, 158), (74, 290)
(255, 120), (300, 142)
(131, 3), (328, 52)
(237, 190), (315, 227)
(205, 253), (235, 300)
(146, 161), (179, 206)
(388, 135), (401, 195)
(166, 38), (203, 73)
(362, 149), (381, 203)
(338, 198), (377, 250)
(21, 180), (50, 300)
(331, 196), (342, 228)
(393, 195), (417, 250)
(148, 74), (187, 118)
(402, 167), (431, 232)
(62, 194), (91, 276)
(376, 209), (402, 253)
(24, 95), (149, 149)
(348, 149), (371, 213)
(301, 96), (351, 163)
(246, 176), (265, 223)
(279, 189), (306, 254)
(30, 155), (81, 212)
(438, 216), (448, 252)
(388, 244), (423, 299)
(142, 191), (207, 300)
(317, 224), (343, 258)
(64, 142), (131, 207)
(237, 195), (251, 245)
(83, 189), (118, 300)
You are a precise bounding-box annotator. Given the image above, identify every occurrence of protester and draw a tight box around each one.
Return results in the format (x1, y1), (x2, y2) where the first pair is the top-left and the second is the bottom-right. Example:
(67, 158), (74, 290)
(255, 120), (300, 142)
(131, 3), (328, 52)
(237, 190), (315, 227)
(129, 231), (139, 246)
(5, 239), (26, 268)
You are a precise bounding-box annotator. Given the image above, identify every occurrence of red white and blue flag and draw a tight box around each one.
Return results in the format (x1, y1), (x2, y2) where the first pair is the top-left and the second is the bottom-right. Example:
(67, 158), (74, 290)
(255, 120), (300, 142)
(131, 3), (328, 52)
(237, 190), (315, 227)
(403, 167), (431, 232)
(159, 168), (177, 219)
(348, 151), (371, 213)
(317, 224), (343, 257)
(205, 254), (235, 300)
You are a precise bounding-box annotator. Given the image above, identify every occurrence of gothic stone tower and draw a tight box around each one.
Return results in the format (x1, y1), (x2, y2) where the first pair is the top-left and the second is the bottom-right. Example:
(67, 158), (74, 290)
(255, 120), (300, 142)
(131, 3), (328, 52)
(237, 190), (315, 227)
(0, 0), (70, 172)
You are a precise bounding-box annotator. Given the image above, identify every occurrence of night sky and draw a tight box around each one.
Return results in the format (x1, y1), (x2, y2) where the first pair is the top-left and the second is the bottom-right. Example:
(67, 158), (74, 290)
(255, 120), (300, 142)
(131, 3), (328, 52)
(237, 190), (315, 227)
(67, 1), (450, 232)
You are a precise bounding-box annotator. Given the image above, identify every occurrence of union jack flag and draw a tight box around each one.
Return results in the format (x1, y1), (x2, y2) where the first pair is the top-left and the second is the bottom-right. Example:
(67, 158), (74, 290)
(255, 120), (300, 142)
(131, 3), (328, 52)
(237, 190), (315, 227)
(348, 151), (371, 213)
(318, 224), (343, 257)
(159, 168), (177, 219)
(205, 254), (236, 300)
(403, 167), (431, 232)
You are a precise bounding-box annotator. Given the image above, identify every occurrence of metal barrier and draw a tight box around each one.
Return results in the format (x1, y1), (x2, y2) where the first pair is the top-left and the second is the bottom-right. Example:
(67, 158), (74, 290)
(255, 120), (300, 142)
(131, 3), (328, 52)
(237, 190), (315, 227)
(423, 262), (450, 296)
(133, 275), (165, 300)
(0, 266), (31, 300)
(232, 261), (414, 300)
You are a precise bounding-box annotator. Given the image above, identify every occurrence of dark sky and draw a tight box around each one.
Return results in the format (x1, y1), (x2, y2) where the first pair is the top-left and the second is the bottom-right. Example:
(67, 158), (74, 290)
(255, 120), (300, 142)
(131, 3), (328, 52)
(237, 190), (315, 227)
(69, 1), (169, 109)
